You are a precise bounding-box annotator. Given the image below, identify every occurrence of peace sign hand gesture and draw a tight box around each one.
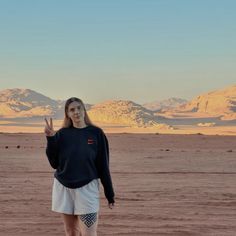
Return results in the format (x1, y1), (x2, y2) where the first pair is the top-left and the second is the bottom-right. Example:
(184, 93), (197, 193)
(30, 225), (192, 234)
(44, 117), (56, 137)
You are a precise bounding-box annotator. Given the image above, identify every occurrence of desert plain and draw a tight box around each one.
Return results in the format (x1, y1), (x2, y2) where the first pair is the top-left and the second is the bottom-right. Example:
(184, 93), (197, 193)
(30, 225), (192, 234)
(0, 130), (236, 236)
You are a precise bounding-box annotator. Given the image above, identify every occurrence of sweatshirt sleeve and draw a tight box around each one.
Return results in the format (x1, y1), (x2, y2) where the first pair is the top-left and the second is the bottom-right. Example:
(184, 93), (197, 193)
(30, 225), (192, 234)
(45, 131), (60, 169)
(96, 129), (115, 204)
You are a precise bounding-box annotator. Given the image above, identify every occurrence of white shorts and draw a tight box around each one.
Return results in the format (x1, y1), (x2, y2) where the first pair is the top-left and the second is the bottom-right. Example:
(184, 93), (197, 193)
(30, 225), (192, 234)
(52, 178), (100, 215)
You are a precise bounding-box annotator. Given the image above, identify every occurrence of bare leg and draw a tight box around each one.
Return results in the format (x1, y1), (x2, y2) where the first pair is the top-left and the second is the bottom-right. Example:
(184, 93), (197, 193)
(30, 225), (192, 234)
(79, 212), (98, 236)
(62, 213), (81, 236)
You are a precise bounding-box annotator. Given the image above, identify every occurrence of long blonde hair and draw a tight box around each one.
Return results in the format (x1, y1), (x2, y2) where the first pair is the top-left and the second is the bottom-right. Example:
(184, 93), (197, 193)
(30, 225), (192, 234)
(62, 97), (95, 128)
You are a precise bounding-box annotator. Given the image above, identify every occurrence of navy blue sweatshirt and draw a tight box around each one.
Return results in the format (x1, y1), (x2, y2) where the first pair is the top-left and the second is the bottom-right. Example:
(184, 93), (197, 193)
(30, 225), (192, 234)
(45, 125), (115, 204)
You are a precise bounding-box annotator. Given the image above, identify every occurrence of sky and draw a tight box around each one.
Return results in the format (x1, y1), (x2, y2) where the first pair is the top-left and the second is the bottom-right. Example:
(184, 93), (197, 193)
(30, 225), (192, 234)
(0, 0), (235, 104)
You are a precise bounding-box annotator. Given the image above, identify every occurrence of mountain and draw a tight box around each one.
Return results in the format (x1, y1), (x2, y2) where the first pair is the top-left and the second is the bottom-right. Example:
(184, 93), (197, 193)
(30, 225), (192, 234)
(143, 97), (188, 111)
(0, 88), (171, 129)
(88, 100), (171, 128)
(2, 86), (236, 123)
(166, 85), (236, 120)
(0, 88), (94, 119)
(0, 88), (62, 118)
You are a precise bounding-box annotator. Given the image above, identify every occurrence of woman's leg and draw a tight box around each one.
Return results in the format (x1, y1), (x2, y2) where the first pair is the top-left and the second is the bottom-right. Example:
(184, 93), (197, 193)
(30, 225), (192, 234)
(62, 213), (81, 236)
(78, 212), (98, 236)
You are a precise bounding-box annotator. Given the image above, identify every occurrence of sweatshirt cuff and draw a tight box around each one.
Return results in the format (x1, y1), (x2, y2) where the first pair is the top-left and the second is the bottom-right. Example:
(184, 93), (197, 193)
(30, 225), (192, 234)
(108, 197), (115, 204)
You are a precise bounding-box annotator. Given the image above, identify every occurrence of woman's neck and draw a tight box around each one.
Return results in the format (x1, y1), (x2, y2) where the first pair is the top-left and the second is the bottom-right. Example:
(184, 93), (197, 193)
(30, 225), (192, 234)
(72, 122), (87, 129)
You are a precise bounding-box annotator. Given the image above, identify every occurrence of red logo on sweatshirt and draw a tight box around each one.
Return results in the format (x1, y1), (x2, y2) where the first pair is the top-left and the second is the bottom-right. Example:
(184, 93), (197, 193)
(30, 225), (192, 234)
(88, 138), (94, 144)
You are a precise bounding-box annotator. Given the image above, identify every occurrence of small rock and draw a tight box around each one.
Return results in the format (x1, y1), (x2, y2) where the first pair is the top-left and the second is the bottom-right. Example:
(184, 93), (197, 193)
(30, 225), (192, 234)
(196, 133), (203, 135)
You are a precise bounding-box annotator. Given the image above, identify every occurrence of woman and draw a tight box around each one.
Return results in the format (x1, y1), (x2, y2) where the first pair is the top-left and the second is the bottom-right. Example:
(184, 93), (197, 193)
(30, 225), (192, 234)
(44, 97), (115, 236)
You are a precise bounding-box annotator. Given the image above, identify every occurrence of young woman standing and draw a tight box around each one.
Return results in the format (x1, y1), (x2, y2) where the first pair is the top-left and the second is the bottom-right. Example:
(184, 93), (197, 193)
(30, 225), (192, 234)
(44, 97), (115, 236)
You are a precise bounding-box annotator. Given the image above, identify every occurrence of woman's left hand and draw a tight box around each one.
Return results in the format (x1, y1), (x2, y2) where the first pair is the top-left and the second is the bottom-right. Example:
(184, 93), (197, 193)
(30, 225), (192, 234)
(108, 203), (115, 209)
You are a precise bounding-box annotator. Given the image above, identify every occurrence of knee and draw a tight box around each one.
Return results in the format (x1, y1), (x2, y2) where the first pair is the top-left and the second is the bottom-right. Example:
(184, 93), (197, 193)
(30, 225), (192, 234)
(64, 226), (80, 236)
(80, 220), (97, 236)
(80, 222), (97, 236)
(81, 229), (96, 236)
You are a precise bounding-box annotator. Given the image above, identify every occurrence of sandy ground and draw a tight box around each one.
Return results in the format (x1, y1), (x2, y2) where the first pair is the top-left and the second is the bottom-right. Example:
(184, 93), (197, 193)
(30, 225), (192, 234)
(1, 118), (236, 135)
(2, 124), (236, 136)
(0, 132), (236, 236)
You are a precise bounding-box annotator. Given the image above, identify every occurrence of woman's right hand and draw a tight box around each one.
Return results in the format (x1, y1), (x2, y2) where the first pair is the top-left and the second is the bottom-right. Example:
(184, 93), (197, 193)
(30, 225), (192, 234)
(44, 117), (56, 137)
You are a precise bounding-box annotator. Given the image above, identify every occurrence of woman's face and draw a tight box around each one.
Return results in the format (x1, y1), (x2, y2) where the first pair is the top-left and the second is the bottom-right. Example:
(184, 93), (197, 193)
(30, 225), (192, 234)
(67, 101), (85, 124)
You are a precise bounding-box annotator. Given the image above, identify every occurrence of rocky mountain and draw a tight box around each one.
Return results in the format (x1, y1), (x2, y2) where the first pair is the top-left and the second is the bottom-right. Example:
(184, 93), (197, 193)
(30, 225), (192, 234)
(143, 97), (188, 111)
(0, 88), (94, 119)
(88, 100), (171, 128)
(0, 88), (63, 118)
(169, 85), (236, 120)
(4, 85), (235, 125)
(0, 88), (171, 129)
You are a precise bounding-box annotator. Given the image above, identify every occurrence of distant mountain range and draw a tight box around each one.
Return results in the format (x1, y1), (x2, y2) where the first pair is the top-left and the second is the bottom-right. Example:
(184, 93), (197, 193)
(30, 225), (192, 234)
(0, 88), (172, 128)
(0, 88), (62, 118)
(0, 88), (93, 119)
(162, 85), (236, 120)
(0, 85), (236, 129)
(143, 98), (188, 111)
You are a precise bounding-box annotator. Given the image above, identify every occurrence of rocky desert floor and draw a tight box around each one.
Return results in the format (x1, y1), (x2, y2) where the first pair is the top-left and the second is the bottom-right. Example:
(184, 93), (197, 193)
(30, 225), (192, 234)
(0, 132), (236, 236)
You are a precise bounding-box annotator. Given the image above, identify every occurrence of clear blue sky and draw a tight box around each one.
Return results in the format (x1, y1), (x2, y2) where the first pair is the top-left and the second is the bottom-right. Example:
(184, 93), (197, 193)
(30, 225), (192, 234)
(0, 0), (235, 104)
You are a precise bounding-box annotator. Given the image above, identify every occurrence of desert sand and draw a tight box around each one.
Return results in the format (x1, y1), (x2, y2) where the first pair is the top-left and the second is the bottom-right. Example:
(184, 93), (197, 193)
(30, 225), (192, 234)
(0, 132), (236, 236)
(2, 118), (236, 135)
